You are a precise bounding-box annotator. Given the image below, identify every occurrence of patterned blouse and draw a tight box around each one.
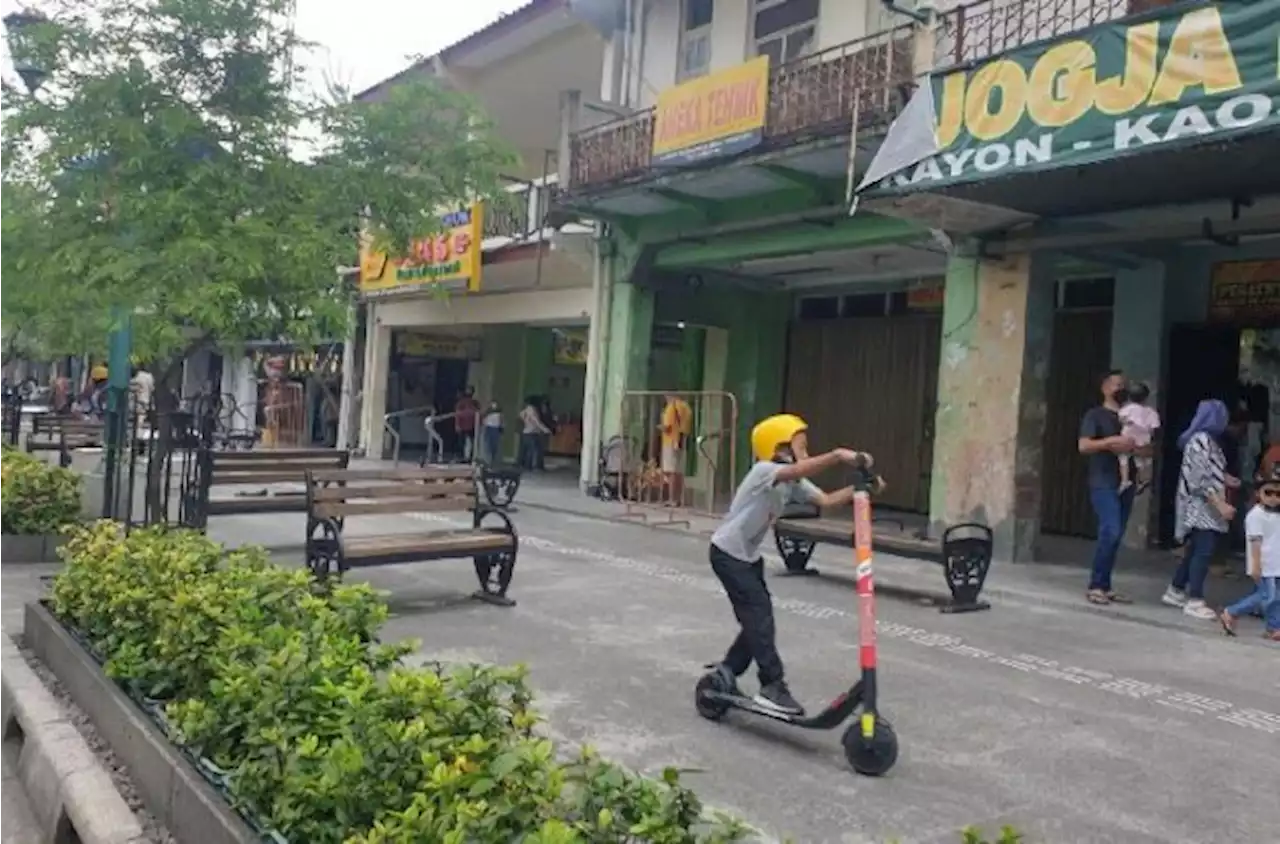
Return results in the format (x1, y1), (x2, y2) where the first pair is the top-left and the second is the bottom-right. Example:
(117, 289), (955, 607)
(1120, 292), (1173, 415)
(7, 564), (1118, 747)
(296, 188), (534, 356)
(1175, 431), (1228, 541)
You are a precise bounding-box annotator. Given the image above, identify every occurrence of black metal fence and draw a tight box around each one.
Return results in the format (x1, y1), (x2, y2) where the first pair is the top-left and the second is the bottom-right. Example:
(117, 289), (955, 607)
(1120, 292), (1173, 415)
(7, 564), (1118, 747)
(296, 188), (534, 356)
(99, 388), (217, 530)
(2, 390), (21, 446)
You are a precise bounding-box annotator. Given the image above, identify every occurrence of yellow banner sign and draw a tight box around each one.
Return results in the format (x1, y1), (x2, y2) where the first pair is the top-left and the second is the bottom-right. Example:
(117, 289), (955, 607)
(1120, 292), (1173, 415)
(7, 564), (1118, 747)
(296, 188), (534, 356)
(652, 56), (769, 166)
(359, 204), (483, 297)
(1210, 260), (1280, 321)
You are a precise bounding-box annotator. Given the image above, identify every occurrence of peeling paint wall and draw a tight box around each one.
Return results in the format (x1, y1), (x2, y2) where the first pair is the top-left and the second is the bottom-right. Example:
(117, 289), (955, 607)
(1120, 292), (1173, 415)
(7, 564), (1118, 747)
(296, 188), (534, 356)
(928, 250), (1054, 563)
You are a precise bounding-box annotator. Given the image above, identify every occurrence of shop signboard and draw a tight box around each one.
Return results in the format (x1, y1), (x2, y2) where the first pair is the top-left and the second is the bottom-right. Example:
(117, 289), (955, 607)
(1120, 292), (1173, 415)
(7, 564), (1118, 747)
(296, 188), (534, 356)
(652, 56), (769, 167)
(395, 332), (483, 361)
(552, 329), (588, 365)
(1209, 260), (1280, 322)
(359, 205), (484, 297)
(858, 1), (1280, 196)
(906, 283), (945, 311)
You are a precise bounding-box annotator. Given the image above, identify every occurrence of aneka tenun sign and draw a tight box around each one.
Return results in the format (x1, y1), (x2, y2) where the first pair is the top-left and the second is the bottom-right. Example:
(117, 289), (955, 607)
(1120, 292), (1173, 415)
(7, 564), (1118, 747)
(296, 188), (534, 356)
(858, 0), (1280, 195)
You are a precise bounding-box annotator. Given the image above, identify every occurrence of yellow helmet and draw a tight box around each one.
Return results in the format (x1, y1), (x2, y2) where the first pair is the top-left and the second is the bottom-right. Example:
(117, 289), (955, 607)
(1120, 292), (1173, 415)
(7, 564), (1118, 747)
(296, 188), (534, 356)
(90, 364), (109, 381)
(751, 414), (807, 462)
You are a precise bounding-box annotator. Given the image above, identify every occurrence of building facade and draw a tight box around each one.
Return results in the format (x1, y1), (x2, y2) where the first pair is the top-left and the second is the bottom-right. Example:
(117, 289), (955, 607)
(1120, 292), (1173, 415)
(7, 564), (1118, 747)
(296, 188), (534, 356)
(560, 0), (1280, 561)
(352, 0), (605, 468)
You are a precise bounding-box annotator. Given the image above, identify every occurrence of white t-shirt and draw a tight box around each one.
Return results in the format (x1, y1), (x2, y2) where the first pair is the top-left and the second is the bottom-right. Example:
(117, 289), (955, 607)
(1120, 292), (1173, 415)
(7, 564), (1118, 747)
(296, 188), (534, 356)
(1243, 505), (1280, 578)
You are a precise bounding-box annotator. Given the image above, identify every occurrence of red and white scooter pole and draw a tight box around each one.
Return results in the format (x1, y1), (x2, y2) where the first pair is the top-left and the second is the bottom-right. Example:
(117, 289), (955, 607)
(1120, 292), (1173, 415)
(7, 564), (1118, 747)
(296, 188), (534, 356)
(851, 460), (879, 740)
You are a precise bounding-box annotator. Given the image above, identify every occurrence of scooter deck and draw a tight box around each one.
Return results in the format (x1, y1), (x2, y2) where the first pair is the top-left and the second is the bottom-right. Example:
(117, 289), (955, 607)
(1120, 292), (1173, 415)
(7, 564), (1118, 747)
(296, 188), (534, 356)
(704, 681), (864, 730)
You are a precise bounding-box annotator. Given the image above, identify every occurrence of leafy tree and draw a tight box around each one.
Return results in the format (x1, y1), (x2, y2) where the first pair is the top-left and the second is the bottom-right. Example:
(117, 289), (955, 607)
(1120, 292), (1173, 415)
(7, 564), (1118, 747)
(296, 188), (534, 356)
(2, 0), (513, 377)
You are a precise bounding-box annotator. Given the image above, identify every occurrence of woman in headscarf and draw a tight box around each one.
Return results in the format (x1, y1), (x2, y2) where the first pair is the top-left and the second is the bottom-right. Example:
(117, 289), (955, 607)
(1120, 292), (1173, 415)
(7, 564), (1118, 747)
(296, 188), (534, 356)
(1163, 399), (1239, 619)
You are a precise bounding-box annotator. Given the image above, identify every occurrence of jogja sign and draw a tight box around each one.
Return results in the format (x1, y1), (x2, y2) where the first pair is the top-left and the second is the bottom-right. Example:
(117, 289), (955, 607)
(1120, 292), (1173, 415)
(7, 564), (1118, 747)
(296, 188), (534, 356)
(859, 1), (1279, 194)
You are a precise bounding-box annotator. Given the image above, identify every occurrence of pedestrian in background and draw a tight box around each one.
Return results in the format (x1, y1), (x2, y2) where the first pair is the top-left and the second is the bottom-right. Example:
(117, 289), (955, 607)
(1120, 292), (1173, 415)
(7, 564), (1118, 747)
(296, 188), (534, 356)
(1077, 370), (1140, 606)
(518, 396), (549, 471)
(454, 386), (480, 461)
(1219, 464), (1280, 641)
(481, 400), (503, 464)
(1163, 399), (1238, 620)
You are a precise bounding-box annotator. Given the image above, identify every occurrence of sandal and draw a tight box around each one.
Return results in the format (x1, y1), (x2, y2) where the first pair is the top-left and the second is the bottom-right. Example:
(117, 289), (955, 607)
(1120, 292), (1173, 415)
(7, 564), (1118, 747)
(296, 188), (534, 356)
(1106, 592), (1133, 604)
(1218, 610), (1238, 637)
(1086, 590), (1111, 605)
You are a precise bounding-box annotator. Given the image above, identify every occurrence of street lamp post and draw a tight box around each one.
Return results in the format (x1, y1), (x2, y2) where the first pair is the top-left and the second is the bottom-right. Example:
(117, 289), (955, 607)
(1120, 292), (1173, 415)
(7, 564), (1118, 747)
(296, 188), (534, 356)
(6, 8), (134, 519)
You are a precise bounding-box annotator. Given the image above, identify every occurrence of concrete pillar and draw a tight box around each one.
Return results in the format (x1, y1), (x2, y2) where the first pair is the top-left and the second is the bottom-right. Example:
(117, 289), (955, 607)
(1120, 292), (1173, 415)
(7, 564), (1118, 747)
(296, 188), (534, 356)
(579, 230), (611, 488)
(1110, 260), (1168, 548)
(360, 308), (392, 460)
(557, 89), (582, 189)
(599, 280), (654, 444)
(486, 324), (526, 461)
(928, 247), (1055, 563)
(337, 305), (359, 450)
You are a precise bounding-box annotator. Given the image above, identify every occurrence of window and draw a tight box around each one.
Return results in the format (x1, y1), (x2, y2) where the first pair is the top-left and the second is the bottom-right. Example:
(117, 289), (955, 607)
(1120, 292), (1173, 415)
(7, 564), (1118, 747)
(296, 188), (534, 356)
(798, 296), (839, 320)
(678, 0), (714, 81)
(754, 0), (819, 65)
(1058, 277), (1115, 310)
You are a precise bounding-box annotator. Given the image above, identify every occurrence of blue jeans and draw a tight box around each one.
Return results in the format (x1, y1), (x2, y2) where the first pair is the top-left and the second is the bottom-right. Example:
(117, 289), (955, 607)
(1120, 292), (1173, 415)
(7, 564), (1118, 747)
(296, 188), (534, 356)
(1225, 576), (1280, 631)
(482, 426), (502, 464)
(1171, 528), (1219, 600)
(518, 432), (542, 470)
(1088, 486), (1135, 592)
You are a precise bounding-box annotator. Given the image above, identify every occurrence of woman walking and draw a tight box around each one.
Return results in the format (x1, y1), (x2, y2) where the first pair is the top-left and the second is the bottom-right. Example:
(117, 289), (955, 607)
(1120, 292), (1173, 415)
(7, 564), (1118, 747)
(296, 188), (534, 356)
(1163, 399), (1239, 619)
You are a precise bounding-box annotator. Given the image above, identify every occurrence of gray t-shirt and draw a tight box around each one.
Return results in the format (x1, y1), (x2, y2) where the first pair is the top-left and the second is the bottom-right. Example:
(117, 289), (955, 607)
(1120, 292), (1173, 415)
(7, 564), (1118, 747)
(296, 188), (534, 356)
(711, 461), (822, 562)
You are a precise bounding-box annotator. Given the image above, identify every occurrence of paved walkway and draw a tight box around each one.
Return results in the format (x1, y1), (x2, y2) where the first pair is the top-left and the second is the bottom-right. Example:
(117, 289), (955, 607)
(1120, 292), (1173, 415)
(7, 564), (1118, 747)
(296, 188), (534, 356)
(6, 470), (1278, 843)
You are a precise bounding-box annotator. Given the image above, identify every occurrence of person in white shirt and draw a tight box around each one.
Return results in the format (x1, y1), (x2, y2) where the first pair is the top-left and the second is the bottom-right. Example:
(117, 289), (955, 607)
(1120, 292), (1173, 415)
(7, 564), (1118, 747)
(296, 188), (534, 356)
(130, 366), (154, 424)
(1219, 464), (1280, 641)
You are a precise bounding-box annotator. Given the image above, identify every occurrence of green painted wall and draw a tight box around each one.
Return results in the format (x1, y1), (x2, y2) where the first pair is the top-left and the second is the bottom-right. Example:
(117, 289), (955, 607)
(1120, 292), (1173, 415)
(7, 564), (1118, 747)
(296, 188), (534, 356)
(485, 324), (526, 461)
(599, 279), (655, 446)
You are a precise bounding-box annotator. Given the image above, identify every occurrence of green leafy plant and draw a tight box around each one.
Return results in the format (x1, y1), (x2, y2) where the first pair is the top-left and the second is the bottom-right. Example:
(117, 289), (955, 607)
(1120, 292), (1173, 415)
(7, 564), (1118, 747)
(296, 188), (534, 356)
(960, 826), (1025, 844)
(1, 447), (82, 535)
(50, 523), (748, 843)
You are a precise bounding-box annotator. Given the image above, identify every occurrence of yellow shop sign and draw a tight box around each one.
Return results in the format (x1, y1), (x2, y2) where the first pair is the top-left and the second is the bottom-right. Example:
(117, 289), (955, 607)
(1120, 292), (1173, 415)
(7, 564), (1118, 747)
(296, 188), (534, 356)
(652, 56), (769, 166)
(359, 204), (484, 297)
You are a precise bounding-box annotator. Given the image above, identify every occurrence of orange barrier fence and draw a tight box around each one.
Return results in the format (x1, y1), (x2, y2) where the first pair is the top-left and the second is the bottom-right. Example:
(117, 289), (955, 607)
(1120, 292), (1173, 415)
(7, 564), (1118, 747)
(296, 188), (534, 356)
(260, 382), (306, 448)
(612, 391), (739, 526)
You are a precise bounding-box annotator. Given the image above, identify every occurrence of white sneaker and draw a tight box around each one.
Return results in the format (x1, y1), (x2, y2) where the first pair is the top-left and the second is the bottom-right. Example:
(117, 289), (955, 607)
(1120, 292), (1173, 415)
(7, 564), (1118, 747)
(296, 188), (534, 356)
(1161, 587), (1188, 608)
(1183, 599), (1216, 620)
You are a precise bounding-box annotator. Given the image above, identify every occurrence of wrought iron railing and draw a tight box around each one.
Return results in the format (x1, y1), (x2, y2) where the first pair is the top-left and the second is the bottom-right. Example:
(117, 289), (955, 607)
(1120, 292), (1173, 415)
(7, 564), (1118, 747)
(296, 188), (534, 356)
(568, 0), (1182, 191)
(569, 26), (915, 190)
(483, 180), (567, 239)
(934, 0), (1166, 69)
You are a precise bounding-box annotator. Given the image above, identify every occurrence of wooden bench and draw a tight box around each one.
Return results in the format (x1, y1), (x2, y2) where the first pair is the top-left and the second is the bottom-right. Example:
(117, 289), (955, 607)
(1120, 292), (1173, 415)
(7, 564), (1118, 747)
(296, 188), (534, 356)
(773, 514), (994, 614)
(189, 448), (350, 529)
(25, 415), (106, 467)
(303, 466), (518, 606)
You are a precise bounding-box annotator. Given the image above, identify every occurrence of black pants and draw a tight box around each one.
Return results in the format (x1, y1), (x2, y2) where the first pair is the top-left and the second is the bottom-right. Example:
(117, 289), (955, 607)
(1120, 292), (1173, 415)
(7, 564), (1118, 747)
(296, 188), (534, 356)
(709, 544), (784, 686)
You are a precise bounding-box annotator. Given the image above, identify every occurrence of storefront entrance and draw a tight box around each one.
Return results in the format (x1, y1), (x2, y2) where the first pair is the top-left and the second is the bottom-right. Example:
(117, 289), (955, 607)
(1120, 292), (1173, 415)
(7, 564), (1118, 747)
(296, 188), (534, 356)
(385, 331), (478, 459)
(783, 313), (941, 512)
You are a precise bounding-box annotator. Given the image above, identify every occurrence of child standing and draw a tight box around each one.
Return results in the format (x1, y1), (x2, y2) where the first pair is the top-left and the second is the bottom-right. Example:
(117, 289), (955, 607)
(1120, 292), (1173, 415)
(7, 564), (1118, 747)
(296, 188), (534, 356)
(707, 413), (869, 716)
(1219, 465), (1280, 641)
(1118, 381), (1160, 493)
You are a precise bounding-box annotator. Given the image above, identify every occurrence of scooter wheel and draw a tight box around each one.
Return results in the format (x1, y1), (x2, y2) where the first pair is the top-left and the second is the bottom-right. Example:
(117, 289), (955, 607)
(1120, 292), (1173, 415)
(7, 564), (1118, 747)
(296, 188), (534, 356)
(694, 672), (731, 721)
(841, 716), (898, 776)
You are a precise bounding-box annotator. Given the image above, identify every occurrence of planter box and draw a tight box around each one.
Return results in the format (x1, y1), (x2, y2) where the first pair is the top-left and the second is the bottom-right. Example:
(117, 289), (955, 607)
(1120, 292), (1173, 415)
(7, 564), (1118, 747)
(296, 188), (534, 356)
(24, 601), (260, 844)
(1, 534), (64, 564)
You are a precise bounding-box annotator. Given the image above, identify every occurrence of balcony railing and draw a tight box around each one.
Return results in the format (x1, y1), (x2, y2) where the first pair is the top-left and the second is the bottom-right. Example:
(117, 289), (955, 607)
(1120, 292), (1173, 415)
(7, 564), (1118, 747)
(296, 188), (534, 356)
(568, 0), (1185, 192)
(934, 0), (1176, 69)
(569, 25), (914, 191)
(483, 179), (564, 240)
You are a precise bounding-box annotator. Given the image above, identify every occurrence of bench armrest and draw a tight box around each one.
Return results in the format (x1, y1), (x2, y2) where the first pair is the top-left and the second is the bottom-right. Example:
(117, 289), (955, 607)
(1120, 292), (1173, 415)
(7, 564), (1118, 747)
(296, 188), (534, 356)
(473, 506), (516, 536)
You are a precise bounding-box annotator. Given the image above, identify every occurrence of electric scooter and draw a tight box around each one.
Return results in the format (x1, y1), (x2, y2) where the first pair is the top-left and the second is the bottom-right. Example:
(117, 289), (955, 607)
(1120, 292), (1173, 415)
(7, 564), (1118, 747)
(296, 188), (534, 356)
(693, 456), (899, 776)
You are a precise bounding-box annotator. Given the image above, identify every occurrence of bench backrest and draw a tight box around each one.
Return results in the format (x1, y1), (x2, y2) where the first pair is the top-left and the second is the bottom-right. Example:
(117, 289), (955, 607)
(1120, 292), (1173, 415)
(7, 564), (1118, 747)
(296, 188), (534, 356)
(31, 415), (103, 438)
(208, 448), (350, 486)
(306, 466), (478, 519)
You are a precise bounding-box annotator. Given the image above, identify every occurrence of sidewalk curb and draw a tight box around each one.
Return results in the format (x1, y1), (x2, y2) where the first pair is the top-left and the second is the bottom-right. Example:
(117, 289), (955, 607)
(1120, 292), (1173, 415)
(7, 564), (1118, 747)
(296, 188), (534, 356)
(514, 499), (1245, 642)
(1, 633), (147, 844)
(24, 602), (258, 844)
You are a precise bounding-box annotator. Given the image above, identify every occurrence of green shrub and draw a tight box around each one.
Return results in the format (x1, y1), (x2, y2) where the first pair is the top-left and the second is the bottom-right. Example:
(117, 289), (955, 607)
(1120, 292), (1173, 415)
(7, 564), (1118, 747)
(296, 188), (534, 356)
(1, 447), (82, 535)
(50, 523), (748, 843)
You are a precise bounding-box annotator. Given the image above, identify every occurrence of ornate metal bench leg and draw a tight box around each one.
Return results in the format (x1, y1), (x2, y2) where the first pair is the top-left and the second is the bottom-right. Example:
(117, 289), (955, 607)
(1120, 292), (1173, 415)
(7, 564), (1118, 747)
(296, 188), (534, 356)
(940, 540), (992, 614)
(472, 550), (517, 607)
(776, 535), (819, 576)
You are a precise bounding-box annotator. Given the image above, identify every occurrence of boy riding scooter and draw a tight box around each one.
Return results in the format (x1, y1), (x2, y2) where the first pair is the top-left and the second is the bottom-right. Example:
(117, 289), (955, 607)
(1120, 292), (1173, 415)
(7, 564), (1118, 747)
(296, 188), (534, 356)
(708, 413), (874, 716)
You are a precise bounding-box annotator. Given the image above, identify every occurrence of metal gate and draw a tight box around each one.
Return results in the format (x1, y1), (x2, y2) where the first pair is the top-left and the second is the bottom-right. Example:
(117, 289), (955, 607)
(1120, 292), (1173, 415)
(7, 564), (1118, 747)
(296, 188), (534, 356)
(1040, 309), (1113, 537)
(614, 390), (739, 523)
(783, 316), (941, 512)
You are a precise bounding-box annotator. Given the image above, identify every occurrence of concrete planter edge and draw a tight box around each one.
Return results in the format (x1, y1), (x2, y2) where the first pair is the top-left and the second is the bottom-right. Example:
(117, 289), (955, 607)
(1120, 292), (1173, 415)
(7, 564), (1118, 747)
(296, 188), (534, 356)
(23, 601), (259, 844)
(1, 534), (63, 564)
